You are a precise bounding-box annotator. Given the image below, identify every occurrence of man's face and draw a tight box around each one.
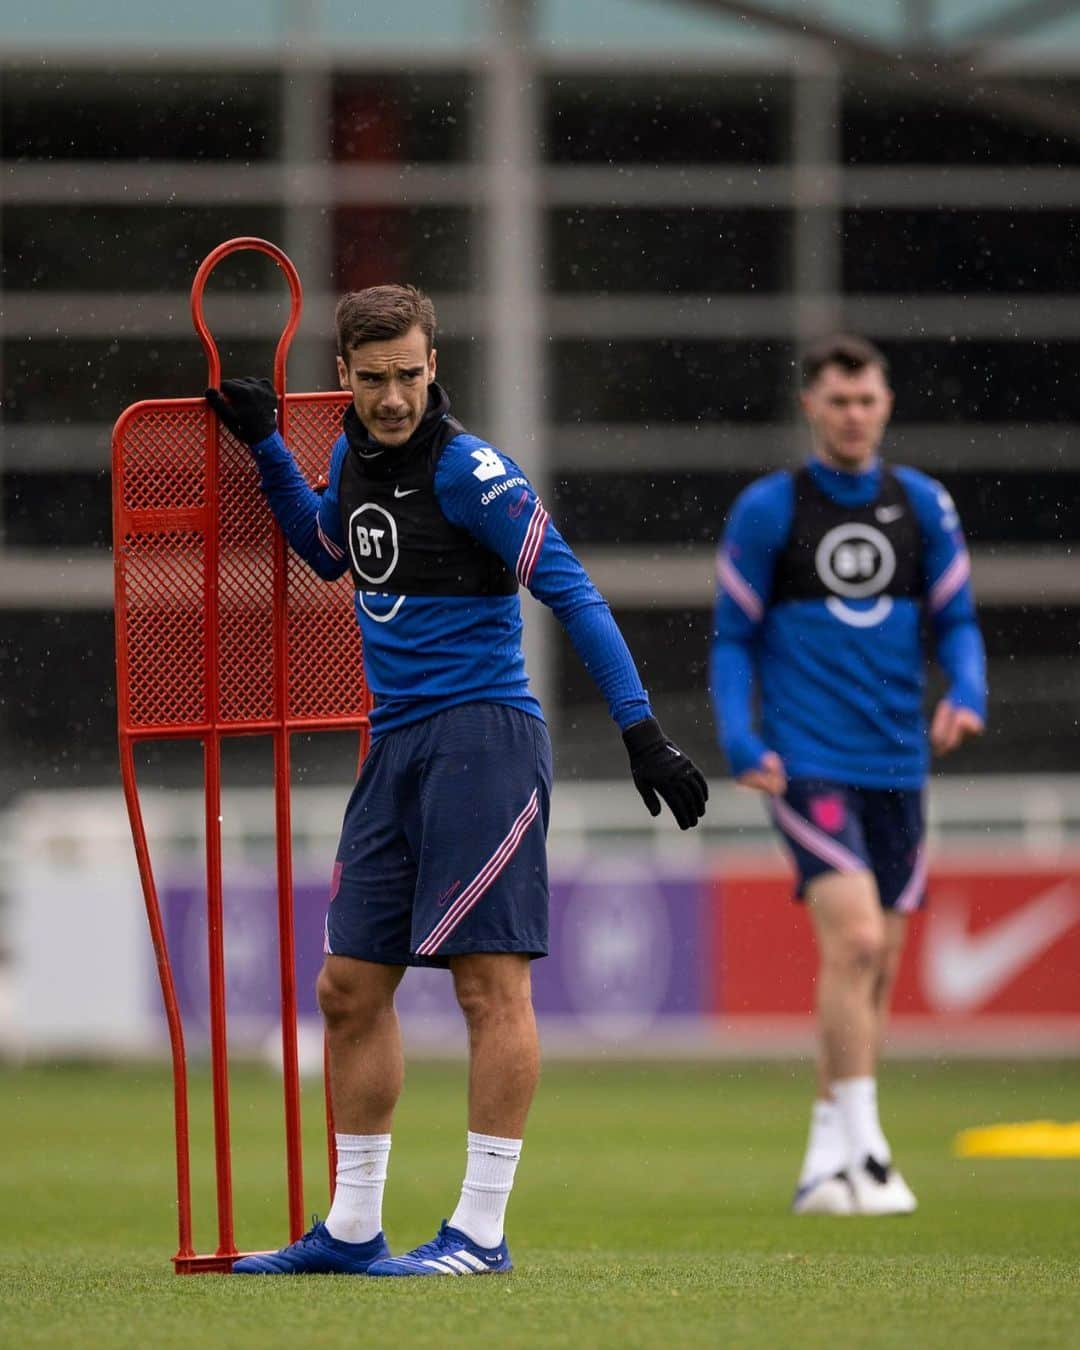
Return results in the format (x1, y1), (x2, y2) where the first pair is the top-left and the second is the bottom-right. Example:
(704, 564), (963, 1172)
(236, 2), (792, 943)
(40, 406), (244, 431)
(337, 325), (436, 447)
(800, 362), (894, 469)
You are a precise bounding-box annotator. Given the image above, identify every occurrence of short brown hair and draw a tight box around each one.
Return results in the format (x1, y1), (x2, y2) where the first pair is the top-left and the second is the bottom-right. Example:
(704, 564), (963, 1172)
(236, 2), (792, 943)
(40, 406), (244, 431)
(335, 284), (436, 356)
(801, 334), (889, 388)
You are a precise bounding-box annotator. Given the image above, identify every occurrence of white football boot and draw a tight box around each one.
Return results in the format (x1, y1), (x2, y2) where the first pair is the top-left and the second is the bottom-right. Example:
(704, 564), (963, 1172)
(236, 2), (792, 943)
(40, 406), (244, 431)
(849, 1156), (917, 1216)
(791, 1171), (856, 1216)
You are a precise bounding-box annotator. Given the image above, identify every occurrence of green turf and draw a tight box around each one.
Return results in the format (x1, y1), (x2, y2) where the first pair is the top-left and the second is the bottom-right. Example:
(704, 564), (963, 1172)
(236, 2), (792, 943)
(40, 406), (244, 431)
(2, 1060), (1079, 1348)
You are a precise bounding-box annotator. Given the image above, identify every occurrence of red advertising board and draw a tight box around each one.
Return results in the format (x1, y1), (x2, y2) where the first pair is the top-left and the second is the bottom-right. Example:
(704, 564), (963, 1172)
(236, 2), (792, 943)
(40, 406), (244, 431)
(713, 861), (1080, 1021)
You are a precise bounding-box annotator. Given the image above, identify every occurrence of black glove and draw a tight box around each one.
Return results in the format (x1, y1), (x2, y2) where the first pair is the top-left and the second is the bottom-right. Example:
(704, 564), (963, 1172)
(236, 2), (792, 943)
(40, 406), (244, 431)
(622, 716), (709, 830)
(205, 377), (278, 446)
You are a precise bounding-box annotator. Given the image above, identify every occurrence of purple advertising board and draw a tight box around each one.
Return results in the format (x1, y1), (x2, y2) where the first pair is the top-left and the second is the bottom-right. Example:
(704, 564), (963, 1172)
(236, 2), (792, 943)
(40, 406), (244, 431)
(160, 855), (710, 1052)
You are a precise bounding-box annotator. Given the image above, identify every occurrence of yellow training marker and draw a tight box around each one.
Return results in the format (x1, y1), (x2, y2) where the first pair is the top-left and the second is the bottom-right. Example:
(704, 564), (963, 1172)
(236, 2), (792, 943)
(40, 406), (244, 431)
(954, 1121), (1080, 1159)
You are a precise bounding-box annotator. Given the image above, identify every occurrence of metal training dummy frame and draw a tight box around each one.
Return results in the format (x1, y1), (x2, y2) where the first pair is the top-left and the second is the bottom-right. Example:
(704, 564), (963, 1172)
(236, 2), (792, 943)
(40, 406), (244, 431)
(112, 238), (369, 1273)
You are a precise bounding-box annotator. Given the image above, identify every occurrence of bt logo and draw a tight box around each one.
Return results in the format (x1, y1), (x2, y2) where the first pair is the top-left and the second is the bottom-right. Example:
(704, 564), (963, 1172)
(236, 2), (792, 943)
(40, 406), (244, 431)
(830, 538), (884, 586)
(347, 502), (398, 586)
(352, 524), (387, 561)
(348, 503), (405, 622)
(815, 522), (896, 628)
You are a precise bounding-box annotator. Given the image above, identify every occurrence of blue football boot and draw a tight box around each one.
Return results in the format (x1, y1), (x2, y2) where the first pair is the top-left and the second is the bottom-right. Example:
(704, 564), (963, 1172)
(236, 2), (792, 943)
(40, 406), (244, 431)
(232, 1220), (389, 1274)
(366, 1220), (511, 1277)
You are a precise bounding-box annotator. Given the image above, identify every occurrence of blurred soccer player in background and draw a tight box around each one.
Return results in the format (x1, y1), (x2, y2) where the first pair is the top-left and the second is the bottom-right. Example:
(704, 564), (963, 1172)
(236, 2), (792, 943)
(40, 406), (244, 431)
(710, 335), (986, 1216)
(206, 284), (707, 1276)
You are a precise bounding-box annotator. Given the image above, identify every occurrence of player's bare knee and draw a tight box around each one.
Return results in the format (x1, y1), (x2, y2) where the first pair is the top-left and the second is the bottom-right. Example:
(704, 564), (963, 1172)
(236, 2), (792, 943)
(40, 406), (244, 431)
(316, 961), (390, 1032)
(455, 979), (520, 1029)
(453, 960), (532, 1030)
(880, 948), (902, 986)
(835, 923), (888, 976)
(316, 965), (354, 1028)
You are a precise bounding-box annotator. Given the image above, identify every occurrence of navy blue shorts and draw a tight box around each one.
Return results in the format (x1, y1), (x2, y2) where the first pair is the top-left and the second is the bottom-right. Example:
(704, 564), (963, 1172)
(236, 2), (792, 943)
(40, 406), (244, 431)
(770, 778), (927, 913)
(325, 702), (553, 967)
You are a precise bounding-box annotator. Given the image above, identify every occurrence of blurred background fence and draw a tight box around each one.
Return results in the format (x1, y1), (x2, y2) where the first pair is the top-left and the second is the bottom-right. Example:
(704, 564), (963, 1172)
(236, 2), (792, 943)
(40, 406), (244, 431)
(1, 0), (1078, 1057)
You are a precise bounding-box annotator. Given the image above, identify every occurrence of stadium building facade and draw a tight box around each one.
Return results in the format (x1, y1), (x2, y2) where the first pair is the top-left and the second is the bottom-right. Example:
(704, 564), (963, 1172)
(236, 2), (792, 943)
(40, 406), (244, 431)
(1, 0), (1079, 798)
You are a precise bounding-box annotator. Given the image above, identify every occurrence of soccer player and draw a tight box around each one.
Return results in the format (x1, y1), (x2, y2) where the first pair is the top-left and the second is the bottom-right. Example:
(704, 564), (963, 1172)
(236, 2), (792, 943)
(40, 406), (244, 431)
(206, 284), (707, 1276)
(710, 335), (986, 1216)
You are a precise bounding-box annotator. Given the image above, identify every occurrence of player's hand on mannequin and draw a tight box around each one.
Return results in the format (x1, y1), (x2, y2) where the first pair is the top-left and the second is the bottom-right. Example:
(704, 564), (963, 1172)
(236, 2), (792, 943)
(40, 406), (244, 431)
(737, 750), (787, 796)
(930, 700), (984, 756)
(205, 377), (278, 446)
(622, 716), (709, 830)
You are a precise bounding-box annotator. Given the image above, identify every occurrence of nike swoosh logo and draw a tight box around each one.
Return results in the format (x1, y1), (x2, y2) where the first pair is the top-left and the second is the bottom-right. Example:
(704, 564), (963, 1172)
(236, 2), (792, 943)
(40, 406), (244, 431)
(436, 880), (462, 908)
(922, 881), (1080, 1012)
(394, 486), (419, 498)
(875, 505), (904, 523)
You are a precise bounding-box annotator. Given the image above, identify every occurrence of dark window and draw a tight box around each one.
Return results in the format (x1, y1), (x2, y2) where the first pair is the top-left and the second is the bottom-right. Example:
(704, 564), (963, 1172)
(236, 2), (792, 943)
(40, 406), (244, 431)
(558, 606), (710, 705)
(4, 471), (111, 549)
(555, 467), (1080, 549)
(1, 69), (281, 160)
(974, 605), (1080, 774)
(427, 339), (483, 427)
(331, 73), (474, 162)
(548, 209), (790, 293)
(3, 334), (480, 430)
(555, 471), (756, 547)
(333, 207), (477, 293)
(545, 75), (789, 164)
(936, 470), (1080, 545)
(842, 80), (1080, 166)
(843, 211), (1080, 294)
(3, 206), (285, 292)
(554, 605), (717, 779)
(0, 609), (118, 789)
(551, 340), (793, 423)
(880, 340), (1080, 422)
(3, 338), (296, 425)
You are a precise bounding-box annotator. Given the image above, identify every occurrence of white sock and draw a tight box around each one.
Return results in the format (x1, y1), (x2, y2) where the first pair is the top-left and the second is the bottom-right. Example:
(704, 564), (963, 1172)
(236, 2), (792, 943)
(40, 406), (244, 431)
(832, 1077), (891, 1169)
(448, 1131), (522, 1249)
(324, 1133), (391, 1244)
(798, 1098), (848, 1186)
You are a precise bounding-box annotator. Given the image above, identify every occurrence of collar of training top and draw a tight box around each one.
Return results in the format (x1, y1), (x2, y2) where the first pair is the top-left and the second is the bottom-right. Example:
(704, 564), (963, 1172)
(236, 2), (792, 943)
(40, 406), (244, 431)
(342, 382), (452, 477)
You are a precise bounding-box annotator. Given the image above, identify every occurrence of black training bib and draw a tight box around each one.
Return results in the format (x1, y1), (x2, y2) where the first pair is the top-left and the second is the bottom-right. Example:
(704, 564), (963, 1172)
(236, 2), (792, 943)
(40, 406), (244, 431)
(337, 412), (516, 599)
(771, 466), (924, 606)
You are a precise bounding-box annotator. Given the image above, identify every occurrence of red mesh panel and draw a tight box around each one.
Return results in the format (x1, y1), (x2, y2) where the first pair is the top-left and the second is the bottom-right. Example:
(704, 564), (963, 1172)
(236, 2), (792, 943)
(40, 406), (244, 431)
(122, 528), (208, 729)
(114, 240), (368, 1275)
(113, 389), (368, 736)
(286, 393), (349, 488)
(217, 425), (276, 724)
(122, 403), (207, 512)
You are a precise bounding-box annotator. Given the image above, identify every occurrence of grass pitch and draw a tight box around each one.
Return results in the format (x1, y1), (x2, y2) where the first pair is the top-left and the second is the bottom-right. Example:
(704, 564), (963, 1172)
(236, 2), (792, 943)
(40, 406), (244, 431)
(2, 1059), (1078, 1348)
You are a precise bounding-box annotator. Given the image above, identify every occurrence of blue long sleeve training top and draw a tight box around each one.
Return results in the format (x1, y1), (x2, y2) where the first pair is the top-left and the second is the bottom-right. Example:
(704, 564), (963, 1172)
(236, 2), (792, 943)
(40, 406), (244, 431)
(709, 456), (987, 789)
(246, 412), (652, 739)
